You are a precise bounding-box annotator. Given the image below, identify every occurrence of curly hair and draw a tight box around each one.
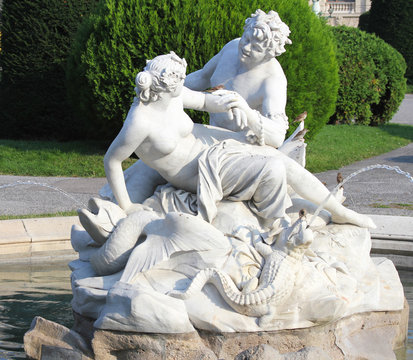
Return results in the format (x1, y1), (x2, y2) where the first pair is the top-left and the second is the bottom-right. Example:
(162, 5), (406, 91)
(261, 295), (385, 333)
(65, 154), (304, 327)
(244, 9), (292, 58)
(135, 51), (187, 103)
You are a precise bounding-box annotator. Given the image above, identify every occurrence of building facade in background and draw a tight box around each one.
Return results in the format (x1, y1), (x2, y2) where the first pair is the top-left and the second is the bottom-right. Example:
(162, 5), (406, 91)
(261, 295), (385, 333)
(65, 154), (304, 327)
(309, 0), (371, 27)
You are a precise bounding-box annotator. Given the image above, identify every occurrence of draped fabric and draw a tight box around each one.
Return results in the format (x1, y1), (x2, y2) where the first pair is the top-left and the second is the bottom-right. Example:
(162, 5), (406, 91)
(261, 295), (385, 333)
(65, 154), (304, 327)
(145, 140), (291, 224)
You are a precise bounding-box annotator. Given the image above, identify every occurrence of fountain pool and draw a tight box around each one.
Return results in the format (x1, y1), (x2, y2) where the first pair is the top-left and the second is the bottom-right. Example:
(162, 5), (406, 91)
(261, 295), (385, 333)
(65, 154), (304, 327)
(0, 260), (411, 359)
(0, 261), (73, 359)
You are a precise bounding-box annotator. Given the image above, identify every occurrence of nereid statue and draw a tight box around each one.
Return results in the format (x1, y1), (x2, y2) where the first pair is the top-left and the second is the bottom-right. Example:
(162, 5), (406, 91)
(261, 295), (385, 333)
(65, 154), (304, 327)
(70, 10), (403, 337)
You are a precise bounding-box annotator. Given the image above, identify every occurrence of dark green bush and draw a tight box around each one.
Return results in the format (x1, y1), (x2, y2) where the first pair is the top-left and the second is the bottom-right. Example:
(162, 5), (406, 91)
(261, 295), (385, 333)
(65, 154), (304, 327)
(67, 0), (338, 141)
(359, 0), (413, 85)
(330, 26), (406, 125)
(0, 0), (97, 140)
(358, 10), (370, 31)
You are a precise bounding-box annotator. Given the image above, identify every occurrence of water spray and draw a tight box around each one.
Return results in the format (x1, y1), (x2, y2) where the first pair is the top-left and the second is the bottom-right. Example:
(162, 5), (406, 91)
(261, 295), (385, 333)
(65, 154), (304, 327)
(0, 180), (86, 209)
(308, 164), (413, 227)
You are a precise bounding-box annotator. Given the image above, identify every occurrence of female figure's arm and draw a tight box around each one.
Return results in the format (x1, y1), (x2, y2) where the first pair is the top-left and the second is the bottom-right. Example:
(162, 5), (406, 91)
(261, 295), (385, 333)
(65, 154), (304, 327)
(104, 110), (148, 213)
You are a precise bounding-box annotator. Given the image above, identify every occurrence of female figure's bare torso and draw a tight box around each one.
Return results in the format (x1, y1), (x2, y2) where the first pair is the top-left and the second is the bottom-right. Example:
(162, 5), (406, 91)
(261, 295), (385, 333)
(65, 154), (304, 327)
(125, 96), (245, 194)
(132, 100), (203, 193)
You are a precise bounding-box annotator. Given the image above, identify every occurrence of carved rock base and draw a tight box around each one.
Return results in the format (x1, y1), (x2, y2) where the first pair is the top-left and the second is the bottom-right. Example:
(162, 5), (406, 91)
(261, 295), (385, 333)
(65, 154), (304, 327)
(25, 300), (408, 360)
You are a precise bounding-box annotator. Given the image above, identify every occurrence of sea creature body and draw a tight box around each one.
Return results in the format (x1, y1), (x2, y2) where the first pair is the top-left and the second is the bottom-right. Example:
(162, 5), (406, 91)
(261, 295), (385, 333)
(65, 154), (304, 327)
(171, 217), (313, 326)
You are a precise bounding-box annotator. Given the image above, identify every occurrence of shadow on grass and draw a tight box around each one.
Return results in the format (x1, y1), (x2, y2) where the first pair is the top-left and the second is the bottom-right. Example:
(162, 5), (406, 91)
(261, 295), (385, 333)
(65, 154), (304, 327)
(0, 139), (108, 155)
(378, 123), (413, 142)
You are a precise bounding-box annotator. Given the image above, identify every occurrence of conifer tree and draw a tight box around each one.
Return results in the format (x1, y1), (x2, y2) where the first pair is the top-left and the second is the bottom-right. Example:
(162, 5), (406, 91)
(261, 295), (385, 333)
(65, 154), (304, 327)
(0, 0), (97, 139)
(359, 0), (413, 84)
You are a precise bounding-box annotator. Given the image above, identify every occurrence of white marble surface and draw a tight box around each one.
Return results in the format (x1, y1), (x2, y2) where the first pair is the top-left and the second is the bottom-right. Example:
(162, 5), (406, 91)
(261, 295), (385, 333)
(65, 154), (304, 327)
(70, 204), (404, 332)
(69, 10), (402, 334)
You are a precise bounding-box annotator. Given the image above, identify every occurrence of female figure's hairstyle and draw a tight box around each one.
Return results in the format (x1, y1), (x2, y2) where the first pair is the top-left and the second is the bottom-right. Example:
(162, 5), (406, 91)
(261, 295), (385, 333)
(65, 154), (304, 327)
(244, 9), (292, 58)
(135, 51), (187, 103)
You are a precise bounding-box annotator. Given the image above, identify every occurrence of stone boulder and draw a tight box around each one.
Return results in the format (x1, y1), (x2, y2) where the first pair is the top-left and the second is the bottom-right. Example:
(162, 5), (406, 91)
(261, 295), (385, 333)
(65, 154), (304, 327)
(24, 301), (408, 359)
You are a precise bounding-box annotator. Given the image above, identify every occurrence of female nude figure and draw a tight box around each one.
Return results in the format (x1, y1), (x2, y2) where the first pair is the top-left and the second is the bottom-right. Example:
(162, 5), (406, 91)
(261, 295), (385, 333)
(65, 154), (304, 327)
(104, 52), (375, 230)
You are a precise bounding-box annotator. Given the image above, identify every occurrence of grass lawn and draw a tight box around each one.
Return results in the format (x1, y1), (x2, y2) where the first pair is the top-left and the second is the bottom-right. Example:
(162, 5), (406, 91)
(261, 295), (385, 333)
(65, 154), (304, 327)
(0, 123), (411, 177)
(306, 123), (413, 173)
(0, 140), (136, 177)
(0, 211), (78, 221)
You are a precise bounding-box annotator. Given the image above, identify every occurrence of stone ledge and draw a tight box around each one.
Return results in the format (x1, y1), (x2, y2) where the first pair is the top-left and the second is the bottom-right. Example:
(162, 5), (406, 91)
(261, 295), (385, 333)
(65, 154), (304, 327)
(369, 215), (413, 241)
(0, 216), (80, 243)
(0, 216), (80, 259)
(369, 215), (413, 269)
(24, 217), (81, 242)
(0, 219), (30, 244)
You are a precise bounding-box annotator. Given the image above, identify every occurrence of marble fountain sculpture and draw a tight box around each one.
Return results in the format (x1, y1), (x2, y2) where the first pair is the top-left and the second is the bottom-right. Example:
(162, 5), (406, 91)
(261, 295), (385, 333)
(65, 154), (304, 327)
(24, 10), (407, 360)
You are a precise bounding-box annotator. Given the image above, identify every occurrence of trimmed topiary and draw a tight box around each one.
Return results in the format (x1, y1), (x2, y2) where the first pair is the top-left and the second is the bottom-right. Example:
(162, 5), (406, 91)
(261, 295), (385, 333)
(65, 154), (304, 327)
(67, 0), (338, 141)
(330, 26), (406, 125)
(0, 0), (97, 140)
(359, 0), (413, 85)
(276, 0), (339, 141)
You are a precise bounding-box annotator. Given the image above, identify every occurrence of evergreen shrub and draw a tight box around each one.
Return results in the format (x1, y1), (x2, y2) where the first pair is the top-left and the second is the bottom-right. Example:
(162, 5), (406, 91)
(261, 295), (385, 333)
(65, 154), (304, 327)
(330, 26), (406, 125)
(359, 0), (413, 85)
(358, 10), (370, 31)
(0, 0), (97, 140)
(67, 0), (338, 141)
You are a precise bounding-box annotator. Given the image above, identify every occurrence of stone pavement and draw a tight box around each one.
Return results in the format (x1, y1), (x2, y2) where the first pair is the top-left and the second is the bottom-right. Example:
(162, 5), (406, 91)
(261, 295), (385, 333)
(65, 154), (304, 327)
(390, 93), (413, 125)
(0, 175), (106, 216)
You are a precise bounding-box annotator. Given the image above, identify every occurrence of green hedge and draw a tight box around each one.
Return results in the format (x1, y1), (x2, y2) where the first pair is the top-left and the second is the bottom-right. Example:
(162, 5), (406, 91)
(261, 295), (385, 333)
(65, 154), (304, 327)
(67, 0), (338, 141)
(359, 0), (413, 85)
(358, 10), (370, 31)
(330, 26), (406, 125)
(0, 0), (97, 140)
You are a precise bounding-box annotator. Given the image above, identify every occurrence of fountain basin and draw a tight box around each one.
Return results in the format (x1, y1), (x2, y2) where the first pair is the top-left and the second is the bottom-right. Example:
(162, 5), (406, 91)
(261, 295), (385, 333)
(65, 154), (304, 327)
(0, 242), (411, 358)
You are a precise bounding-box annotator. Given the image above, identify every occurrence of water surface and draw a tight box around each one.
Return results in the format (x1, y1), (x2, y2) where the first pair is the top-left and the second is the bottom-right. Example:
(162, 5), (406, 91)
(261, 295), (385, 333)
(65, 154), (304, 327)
(0, 261), (73, 359)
